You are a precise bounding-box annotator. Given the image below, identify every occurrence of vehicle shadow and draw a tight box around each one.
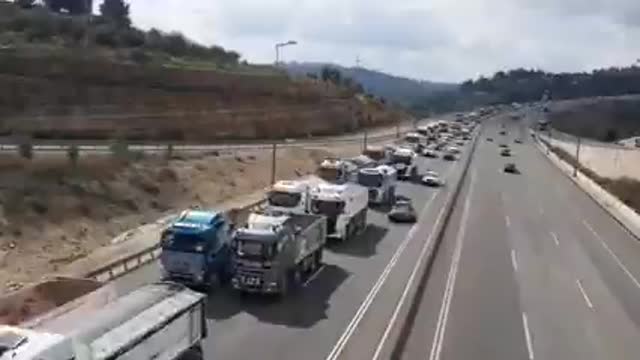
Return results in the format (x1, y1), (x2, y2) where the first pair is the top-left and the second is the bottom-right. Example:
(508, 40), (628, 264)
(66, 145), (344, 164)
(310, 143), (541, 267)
(326, 224), (388, 258)
(205, 264), (349, 328)
(369, 203), (392, 214)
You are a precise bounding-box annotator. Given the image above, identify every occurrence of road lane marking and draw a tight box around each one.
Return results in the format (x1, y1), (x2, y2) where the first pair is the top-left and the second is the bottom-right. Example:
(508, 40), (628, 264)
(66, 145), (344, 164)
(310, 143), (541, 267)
(325, 191), (437, 360)
(505, 215), (511, 228)
(550, 232), (559, 246)
(583, 220), (640, 290)
(576, 280), (594, 309)
(511, 250), (519, 271)
(428, 170), (477, 360)
(303, 265), (325, 287)
(522, 312), (535, 360)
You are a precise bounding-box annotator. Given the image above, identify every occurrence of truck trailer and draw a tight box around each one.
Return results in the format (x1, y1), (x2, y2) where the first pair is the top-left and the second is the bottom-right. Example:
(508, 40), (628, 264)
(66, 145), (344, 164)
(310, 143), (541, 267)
(231, 213), (326, 295)
(310, 183), (368, 241)
(0, 279), (207, 360)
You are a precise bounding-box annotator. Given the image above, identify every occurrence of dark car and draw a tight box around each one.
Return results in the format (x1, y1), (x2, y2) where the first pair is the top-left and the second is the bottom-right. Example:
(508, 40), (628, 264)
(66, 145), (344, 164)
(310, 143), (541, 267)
(501, 148), (512, 157)
(487, 137), (494, 142)
(443, 153), (457, 161)
(388, 199), (417, 223)
(499, 130), (507, 135)
(499, 143), (508, 148)
(422, 149), (439, 158)
(504, 163), (519, 174)
(514, 139), (523, 144)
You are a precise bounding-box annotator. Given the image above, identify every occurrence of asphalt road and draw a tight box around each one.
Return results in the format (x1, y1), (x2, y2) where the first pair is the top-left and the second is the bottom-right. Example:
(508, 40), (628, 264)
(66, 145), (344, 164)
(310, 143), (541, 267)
(107, 138), (475, 360)
(400, 115), (640, 360)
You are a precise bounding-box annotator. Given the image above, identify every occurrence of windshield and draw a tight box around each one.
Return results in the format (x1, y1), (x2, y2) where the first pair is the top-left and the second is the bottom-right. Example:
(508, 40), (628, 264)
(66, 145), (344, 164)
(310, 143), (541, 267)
(392, 154), (412, 165)
(235, 239), (277, 260)
(318, 167), (341, 181)
(358, 172), (383, 188)
(268, 191), (301, 208)
(162, 232), (209, 253)
(311, 199), (345, 215)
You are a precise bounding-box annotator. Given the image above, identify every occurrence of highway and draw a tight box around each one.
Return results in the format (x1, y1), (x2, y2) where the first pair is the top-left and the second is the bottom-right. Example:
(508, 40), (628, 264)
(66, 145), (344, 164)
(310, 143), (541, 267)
(399, 115), (640, 360)
(108, 136), (475, 360)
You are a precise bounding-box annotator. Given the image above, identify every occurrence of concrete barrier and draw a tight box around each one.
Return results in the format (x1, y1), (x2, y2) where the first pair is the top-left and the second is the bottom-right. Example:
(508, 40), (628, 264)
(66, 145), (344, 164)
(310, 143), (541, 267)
(535, 134), (640, 240)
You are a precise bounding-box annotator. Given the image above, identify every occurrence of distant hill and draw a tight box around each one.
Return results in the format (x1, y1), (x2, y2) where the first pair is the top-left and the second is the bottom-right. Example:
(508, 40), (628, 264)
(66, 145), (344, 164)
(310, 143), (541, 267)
(286, 62), (457, 106)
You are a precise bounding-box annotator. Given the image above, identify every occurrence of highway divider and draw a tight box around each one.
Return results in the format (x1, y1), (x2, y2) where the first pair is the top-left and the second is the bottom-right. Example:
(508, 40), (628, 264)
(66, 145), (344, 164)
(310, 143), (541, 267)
(372, 125), (482, 359)
(533, 132), (640, 241)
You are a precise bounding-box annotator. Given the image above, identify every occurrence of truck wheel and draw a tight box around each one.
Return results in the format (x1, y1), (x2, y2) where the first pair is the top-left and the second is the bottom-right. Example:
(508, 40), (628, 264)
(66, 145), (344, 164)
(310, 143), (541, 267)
(180, 345), (203, 360)
(314, 249), (323, 268)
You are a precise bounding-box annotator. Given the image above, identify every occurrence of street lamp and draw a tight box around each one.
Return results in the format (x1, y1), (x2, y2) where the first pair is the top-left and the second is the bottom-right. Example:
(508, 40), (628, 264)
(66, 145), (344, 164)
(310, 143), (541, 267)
(275, 40), (298, 66)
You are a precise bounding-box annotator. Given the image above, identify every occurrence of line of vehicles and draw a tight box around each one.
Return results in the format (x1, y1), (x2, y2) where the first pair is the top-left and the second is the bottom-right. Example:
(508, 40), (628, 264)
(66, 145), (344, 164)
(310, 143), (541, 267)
(0, 116), (479, 360)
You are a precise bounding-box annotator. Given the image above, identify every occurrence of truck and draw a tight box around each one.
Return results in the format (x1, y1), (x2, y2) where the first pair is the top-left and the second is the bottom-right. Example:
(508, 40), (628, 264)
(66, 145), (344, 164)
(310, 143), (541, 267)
(390, 147), (419, 181)
(362, 146), (389, 165)
(317, 156), (376, 184)
(0, 279), (207, 360)
(266, 177), (326, 215)
(357, 165), (397, 206)
(230, 213), (326, 295)
(160, 210), (233, 289)
(309, 183), (368, 241)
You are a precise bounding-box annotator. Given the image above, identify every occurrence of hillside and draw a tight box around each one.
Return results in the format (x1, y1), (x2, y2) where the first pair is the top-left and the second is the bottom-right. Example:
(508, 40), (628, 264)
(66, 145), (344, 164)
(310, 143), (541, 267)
(548, 95), (640, 142)
(286, 62), (456, 106)
(0, 2), (408, 141)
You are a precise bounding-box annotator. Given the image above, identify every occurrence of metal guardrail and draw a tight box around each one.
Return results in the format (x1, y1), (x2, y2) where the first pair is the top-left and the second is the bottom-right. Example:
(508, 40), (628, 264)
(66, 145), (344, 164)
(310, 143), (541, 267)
(84, 199), (267, 282)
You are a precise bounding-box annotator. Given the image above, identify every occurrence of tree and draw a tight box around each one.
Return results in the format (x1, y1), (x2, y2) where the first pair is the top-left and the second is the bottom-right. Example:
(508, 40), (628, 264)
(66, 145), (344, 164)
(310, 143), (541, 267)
(99, 0), (130, 27)
(45, 0), (92, 15)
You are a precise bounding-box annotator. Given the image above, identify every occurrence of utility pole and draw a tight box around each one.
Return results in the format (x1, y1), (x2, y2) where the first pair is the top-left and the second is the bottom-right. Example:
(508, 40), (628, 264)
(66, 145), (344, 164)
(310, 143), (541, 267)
(274, 40), (298, 67)
(573, 136), (581, 177)
(363, 127), (368, 151)
(271, 143), (277, 185)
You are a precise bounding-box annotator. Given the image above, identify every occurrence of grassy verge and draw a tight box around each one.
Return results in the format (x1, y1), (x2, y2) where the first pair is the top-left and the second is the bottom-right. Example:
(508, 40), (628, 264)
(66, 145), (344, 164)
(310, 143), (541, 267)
(545, 141), (640, 214)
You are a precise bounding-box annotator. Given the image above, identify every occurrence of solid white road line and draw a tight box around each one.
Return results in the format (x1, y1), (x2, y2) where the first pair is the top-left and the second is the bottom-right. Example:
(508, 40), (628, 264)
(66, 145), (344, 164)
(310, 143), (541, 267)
(522, 312), (535, 360)
(303, 265), (326, 287)
(576, 280), (594, 309)
(324, 192), (436, 360)
(511, 250), (519, 272)
(550, 232), (559, 246)
(583, 220), (640, 290)
(327, 158), (462, 360)
(505, 215), (511, 228)
(428, 170), (477, 360)
(370, 198), (449, 360)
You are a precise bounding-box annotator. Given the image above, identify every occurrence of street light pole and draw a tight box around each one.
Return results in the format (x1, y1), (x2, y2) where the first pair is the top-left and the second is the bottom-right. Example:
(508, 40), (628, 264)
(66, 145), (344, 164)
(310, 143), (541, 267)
(274, 40), (298, 67)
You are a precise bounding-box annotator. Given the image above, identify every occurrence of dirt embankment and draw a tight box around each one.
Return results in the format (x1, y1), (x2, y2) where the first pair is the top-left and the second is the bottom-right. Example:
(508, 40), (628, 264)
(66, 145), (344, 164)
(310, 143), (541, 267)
(0, 145), (362, 293)
(0, 55), (407, 141)
(548, 95), (640, 142)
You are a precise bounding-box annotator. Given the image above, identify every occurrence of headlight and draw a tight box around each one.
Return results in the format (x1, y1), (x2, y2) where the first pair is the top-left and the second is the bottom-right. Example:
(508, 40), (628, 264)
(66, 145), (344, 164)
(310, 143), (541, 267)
(195, 245), (204, 253)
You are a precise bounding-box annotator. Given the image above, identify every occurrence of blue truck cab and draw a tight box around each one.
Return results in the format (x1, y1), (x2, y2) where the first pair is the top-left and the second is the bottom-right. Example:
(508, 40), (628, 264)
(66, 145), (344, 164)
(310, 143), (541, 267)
(160, 210), (232, 289)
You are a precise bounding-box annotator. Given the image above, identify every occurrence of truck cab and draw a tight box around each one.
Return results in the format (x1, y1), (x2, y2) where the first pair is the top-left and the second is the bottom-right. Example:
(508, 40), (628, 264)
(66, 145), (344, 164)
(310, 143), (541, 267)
(310, 183), (368, 241)
(160, 210), (232, 288)
(318, 158), (353, 184)
(390, 148), (419, 181)
(358, 165), (397, 206)
(231, 213), (326, 295)
(266, 178), (326, 215)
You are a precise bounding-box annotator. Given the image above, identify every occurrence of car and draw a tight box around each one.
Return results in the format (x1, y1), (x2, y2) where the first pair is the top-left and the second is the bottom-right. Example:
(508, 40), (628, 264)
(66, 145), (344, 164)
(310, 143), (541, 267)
(422, 149), (439, 158)
(504, 163), (519, 174)
(447, 146), (461, 154)
(422, 171), (444, 187)
(388, 198), (417, 223)
(500, 148), (512, 157)
(499, 143), (508, 148)
(499, 131), (507, 135)
(456, 140), (465, 146)
(514, 139), (523, 144)
(487, 137), (494, 142)
(443, 153), (457, 161)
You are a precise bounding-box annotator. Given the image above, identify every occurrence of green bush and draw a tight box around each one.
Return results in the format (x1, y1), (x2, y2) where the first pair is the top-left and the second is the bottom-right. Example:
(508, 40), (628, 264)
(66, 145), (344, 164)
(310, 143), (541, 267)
(120, 28), (145, 47)
(94, 24), (119, 47)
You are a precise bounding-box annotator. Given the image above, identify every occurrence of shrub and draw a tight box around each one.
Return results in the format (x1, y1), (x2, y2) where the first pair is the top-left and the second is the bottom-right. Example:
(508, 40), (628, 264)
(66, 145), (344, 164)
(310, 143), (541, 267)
(94, 24), (119, 47)
(129, 48), (151, 64)
(18, 142), (33, 160)
(120, 28), (145, 47)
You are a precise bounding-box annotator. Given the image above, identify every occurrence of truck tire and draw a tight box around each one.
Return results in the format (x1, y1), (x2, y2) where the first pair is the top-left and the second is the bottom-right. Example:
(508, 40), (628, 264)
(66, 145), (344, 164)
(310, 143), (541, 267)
(314, 249), (323, 269)
(180, 345), (203, 360)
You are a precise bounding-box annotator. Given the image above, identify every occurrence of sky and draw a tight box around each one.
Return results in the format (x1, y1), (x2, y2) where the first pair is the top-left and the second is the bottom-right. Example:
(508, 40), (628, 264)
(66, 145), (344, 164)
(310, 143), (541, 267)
(126, 0), (640, 83)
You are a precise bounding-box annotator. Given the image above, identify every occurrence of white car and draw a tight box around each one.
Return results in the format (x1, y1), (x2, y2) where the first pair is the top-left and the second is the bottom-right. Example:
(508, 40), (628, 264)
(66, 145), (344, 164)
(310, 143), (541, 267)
(447, 146), (461, 154)
(422, 171), (445, 187)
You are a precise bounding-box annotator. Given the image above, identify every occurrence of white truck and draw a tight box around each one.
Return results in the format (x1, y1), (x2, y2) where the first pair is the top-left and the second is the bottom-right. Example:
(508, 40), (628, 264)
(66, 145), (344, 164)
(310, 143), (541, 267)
(310, 183), (368, 241)
(357, 165), (397, 206)
(266, 176), (326, 215)
(0, 279), (207, 360)
(390, 147), (419, 181)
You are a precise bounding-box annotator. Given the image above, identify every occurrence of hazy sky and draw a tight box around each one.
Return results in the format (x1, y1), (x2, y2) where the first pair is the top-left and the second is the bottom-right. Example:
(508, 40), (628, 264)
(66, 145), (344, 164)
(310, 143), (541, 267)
(127, 0), (640, 82)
